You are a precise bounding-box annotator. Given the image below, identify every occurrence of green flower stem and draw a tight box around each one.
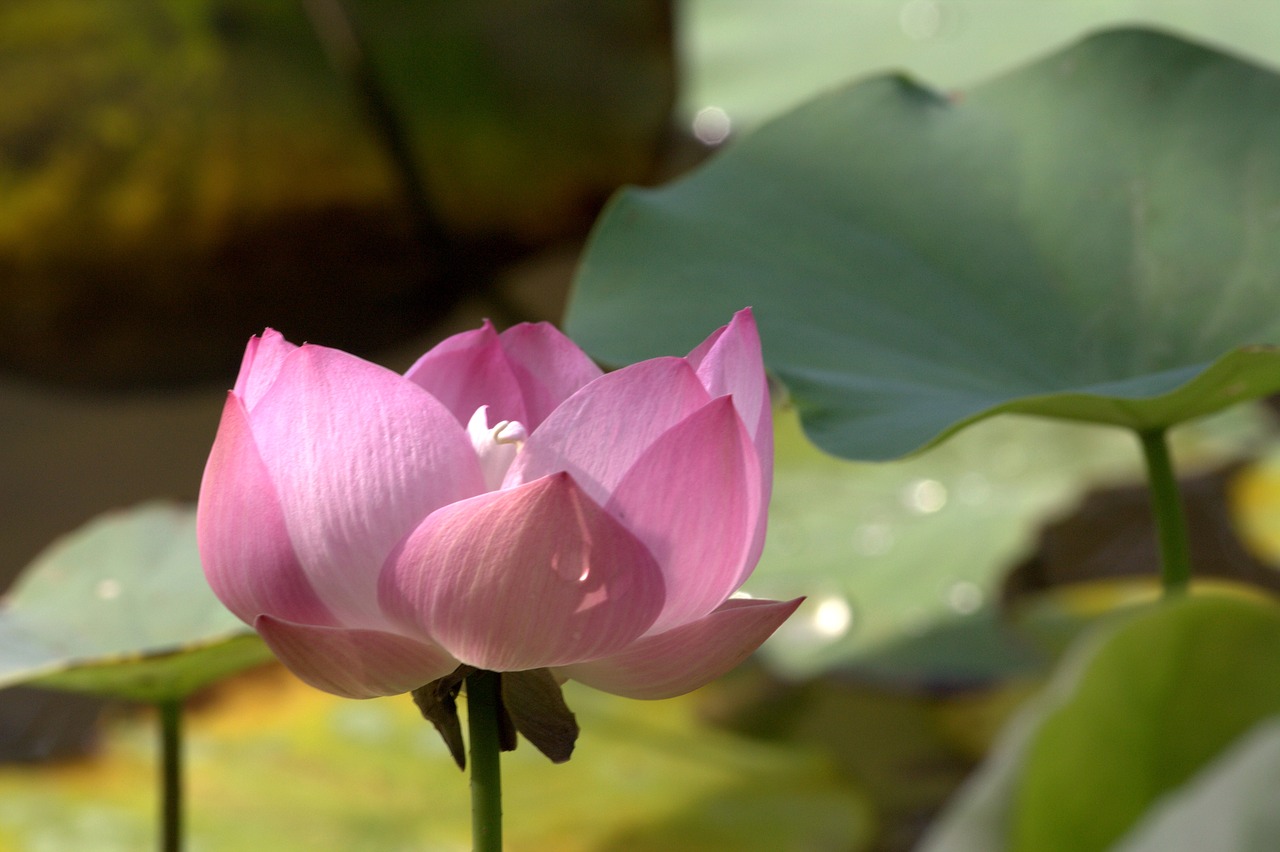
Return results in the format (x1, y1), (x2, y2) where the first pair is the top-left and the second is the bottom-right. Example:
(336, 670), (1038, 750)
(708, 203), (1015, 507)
(466, 671), (504, 852)
(1138, 428), (1192, 595)
(158, 699), (183, 852)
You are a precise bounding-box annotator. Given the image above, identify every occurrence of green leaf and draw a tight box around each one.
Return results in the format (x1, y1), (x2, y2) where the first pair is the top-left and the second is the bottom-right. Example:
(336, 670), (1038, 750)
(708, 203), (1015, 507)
(1014, 594), (1280, 852)
(752, 410), (1136, 679)
(921, 593), (1280, 852)
(916, 679), (1071, 852)
(680, 1), (1280, 130)
(0, 678), (874, 851)
(749, 406), (1264, 681)
(567, 27), (1280, 461)
(1112, 718), (1280, 852)
(0, 502), (271, 703)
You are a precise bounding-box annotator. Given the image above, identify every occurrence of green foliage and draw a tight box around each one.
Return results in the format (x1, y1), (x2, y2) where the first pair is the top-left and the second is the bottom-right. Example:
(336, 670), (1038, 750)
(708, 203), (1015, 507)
(0, 502), (272, 702)
(1013, 594), (1280, 851)
(0, 677), (873, 851)
(0, 0), (670, 251)
(1112, 718), (1280, 852)
(681, 0), (1280, 130)
(568, 28), (1280, 461)
(921, 593), (1280, 852)
(749, 409), (1145, 680)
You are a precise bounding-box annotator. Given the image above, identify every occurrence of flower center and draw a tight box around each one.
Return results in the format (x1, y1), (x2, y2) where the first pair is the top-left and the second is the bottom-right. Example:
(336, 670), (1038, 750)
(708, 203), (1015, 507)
(468, 405), (528, 490)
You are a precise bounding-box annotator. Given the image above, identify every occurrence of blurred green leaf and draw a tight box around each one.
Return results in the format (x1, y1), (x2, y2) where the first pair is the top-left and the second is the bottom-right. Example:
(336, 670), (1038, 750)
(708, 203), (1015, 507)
(0, 0), (674, 385)
(0, 675), (873, 851)
(920, 593), (1280, 852)
(351, 0), (675, 237)
(916, 678), (1061, 852)
(1013, 594), (1280, 852)
(0, 502), (271, 703)
(0, 0), (672, 249)
(1112, 717), (1280, 852)
(568, 28), (1280, 461)
(680, 0), (1280, 130)
(748, 406), (1263, 681)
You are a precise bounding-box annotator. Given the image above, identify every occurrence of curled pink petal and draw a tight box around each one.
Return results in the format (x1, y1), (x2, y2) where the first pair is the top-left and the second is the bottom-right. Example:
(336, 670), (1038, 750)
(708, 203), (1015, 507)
(496, 322), (603, 427)
(685, 308), (773, 580)
(685, 309), (770, 445)
(248, 345), (485, 626)
(233, 328), (297, 411)
(381, 472), (665, 671)
(403, 321), (527, 427)
(256, 615), (460, 699)
(557, 597), (804, 700)
(197, 394), (335, 628)
(506, 358), (711, 504)
(605, 396), (761, 633)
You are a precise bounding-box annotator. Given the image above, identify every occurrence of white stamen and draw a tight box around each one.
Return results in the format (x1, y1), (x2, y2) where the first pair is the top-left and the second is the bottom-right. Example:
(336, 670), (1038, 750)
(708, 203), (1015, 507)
(468, 406), (528, 491)
(492, 419), (528, 446)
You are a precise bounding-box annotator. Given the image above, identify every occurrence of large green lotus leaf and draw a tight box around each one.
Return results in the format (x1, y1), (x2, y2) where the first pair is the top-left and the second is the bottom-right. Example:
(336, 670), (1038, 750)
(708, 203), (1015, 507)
(920, 593), (1280, 852)
(0, 502), (271, 703)
(745, 404), (1261, 681)
(1112, 718), (1280, 852)
(567, 28), (1280, 461)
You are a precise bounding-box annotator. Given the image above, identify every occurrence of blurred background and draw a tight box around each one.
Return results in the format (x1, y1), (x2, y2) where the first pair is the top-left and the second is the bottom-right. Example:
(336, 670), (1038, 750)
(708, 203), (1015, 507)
(3, 2), (1280, 849)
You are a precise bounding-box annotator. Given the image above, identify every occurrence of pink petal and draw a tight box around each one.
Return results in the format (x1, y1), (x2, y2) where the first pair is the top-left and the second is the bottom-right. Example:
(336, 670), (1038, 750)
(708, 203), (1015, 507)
(496, 322), (603, 427)
(604, 396), (762, 633)
(557, 597), (804, 700)
(256, 615), (460, 699)
(684, 308), (773, 580)
(380, 472), (666, 672)
(403, 322), (528, 427)
(233, 329), (297, 411)
(685, 309), (770, 444)
(505, 358), (711, 505)
(247, 344), (485, 626)
(197, 394), (335, 627)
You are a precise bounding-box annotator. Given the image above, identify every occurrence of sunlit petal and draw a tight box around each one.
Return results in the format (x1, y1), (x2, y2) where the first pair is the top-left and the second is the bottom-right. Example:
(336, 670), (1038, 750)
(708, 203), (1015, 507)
(197, 394), (334, 627)
(605, 397), (760, 632)
(404, 321), (527, 426)
(558, 597), (803, 699)
(497, 322), (603, 427)
(381, 473), (665, 671)
(506, 358), (710, 503)
(248, 345), (484, 624)
(256, 615), (459, 699)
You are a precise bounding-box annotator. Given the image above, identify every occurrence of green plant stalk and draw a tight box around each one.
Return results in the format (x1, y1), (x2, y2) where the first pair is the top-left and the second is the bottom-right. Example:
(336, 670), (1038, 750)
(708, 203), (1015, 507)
(159, 699), (183, 852)
(466, 671), (504, 852)
(1138, 428), (1192, 595)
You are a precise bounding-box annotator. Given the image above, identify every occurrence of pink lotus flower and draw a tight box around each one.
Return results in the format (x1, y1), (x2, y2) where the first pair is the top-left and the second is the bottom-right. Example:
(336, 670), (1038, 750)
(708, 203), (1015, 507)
(197, 309), (800, 701)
